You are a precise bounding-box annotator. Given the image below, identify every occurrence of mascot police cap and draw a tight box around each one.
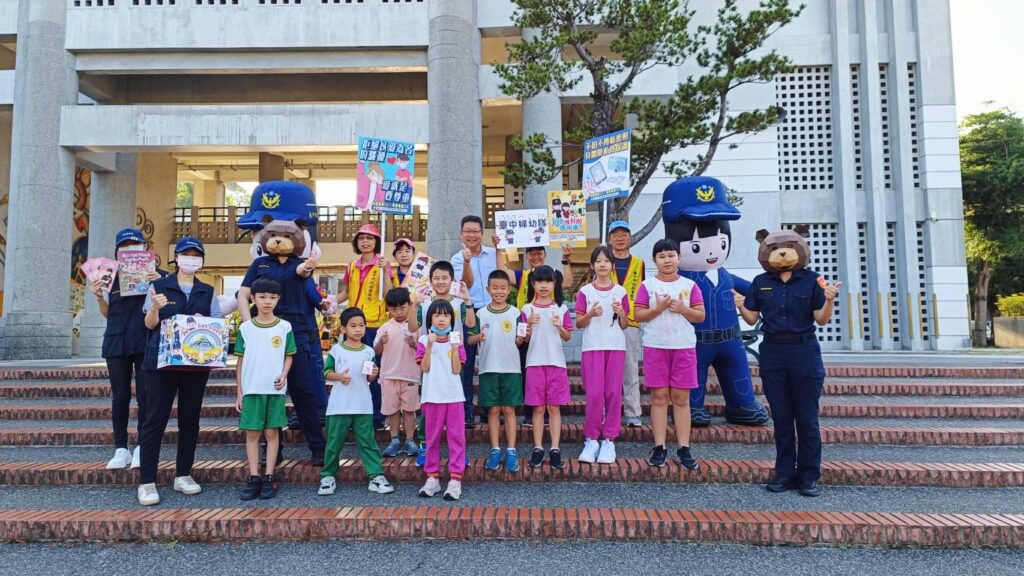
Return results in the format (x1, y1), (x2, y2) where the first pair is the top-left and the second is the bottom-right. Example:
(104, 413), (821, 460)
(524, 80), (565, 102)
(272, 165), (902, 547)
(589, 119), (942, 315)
(237, 180), (318, 230)
(662, 176), (740, 223)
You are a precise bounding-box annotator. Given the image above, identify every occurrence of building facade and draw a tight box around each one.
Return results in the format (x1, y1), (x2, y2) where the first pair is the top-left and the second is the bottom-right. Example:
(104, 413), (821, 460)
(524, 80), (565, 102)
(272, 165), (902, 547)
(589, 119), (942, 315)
(0, 0), (969, 359)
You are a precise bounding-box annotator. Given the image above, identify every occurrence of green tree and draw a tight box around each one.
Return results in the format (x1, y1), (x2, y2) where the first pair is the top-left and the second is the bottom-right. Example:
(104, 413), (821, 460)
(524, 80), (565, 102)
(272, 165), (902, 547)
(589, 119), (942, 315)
(959, 109), (1024, 345)
(175, 182), (194, 208)
(494, 0), (803, 242)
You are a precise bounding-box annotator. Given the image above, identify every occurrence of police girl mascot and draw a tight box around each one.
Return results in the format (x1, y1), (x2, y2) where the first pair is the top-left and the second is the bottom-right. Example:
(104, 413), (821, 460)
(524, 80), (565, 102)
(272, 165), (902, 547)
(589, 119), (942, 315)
(661, 176), (769, 427)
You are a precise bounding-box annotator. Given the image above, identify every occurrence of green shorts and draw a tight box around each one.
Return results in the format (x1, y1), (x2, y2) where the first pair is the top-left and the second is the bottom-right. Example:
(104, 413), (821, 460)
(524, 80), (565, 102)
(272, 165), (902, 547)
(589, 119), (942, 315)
(239, 394), (288, 430)
(478, 373), (523, 407)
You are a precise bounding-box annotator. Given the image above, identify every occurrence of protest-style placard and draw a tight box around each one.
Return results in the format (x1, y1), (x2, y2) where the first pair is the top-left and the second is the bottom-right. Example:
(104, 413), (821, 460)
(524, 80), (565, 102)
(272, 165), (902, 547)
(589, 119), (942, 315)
(583, 129), (631, 204)
(355, 137), (416, 215)
(494, 209), (549, 249)
(548, 189), (587, 247)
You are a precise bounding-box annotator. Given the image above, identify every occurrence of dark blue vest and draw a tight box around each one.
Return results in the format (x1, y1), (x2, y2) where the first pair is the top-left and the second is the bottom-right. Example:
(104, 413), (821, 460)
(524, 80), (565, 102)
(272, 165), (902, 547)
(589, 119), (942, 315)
(102, 270), (167, 359)
(143, 274), (215, 371)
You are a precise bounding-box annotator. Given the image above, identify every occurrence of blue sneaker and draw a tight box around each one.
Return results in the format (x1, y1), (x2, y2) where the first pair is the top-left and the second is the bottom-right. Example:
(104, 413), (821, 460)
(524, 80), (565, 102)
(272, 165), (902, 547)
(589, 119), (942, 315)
(415, 442), (426, 467)
(484, 448), (502, 471)
(404, 439), (419, 458)
(504, 448), (520, 473)
(381, 438), (401, 458)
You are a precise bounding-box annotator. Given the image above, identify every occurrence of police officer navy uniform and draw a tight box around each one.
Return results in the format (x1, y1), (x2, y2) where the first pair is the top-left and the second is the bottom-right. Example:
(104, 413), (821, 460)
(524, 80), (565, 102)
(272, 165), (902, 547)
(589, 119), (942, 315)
(737, 228), (841, 498)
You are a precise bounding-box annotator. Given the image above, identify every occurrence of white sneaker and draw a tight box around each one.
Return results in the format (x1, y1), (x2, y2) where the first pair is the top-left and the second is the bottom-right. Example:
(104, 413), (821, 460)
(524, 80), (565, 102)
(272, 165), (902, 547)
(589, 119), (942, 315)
(368, 475), (395, 494)
(318, 476), (337, 496)
(418, 476), (442, 498)
(173, 475), (202, 495)
(597, 439), (617, 464)
(443, 479), (462, 501)
(106, 448), (132, 470)
(578, 438), (600, 464)
(130, 446), (141, 469)
(137, 483), (160, 506)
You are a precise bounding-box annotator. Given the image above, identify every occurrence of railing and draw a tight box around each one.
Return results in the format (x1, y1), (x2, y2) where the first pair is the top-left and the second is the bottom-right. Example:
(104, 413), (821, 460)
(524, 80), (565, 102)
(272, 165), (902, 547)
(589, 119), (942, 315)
(172, 205), (429, 244)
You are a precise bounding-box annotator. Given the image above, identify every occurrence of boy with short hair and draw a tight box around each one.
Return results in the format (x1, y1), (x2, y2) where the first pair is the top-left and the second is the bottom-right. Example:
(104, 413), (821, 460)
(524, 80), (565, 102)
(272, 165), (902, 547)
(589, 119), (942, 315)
(408, 260), (477, 336)
(374, 287), (421, 458)
(318, 307), (395, 496)
(235, 278), (295, 501)
(467, 270), (522, 472)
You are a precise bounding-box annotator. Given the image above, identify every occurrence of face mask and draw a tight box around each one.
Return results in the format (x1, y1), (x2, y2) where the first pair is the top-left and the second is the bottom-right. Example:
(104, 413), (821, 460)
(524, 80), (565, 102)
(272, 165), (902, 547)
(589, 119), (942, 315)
(177, 255), (204, 274)
(429, 326), (452, 336)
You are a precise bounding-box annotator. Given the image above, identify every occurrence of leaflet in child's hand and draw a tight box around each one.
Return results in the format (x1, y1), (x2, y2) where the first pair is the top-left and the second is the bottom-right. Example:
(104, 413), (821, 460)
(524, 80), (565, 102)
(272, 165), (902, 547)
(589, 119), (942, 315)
(361, 360), (375, 376)
(118, 251), (157, 297)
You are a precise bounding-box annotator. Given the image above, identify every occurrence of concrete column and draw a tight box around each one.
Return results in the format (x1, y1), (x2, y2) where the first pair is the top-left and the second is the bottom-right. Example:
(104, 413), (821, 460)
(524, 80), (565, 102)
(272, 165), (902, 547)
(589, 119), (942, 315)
(258, 153), (285, 183)
(78, 154), (138, 358)
(522, 27), (563, 268)
(913, 0), (970, 349)
(857, 0), (894, 350)
(195, 179), (225, 207)
(0, 110), (12, 293)
(135, 153), (178, 268)
(0, 1), (79, 359)
(829, 0), (865, 351)
(886, 0), (925, 350)
(426, 0), (481, 259)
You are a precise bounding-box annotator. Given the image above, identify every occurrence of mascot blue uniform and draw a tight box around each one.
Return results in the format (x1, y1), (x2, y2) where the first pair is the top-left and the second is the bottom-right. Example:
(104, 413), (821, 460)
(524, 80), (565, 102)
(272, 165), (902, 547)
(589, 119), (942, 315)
(238, 181), (328, 463)
(662, 176), (770, 427)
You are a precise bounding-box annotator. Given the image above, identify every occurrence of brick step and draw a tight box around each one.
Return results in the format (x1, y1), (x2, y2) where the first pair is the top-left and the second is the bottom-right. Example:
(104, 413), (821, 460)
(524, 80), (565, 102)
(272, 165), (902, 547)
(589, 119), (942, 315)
(0, 364), (1021, 381)
(3, 458), (1022, 489)
(1, 506), (1021, 548)
(4, 379), (1022, 399)
(5, 424), (1022, 447)
(5, 400), (1024, 421)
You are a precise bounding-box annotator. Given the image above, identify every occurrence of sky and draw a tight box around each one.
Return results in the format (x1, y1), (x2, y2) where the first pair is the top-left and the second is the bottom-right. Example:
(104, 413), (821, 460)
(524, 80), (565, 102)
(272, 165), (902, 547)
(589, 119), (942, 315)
(950, 0), (1023, 118)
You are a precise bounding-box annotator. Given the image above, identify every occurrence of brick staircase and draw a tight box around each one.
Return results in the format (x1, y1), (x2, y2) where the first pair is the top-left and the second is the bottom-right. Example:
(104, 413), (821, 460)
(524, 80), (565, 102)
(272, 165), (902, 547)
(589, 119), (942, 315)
(1, 364), (1023, 548)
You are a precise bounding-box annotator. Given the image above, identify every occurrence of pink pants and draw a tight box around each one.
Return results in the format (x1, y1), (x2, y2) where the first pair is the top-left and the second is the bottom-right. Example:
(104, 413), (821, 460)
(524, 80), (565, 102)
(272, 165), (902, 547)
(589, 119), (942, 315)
(422, 402), (466, 479)
(581, 350), (625, 440)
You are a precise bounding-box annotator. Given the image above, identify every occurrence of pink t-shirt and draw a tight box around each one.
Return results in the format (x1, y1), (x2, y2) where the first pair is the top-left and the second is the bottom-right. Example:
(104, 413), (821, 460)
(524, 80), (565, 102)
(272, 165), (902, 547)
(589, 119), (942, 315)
(520, 301), (573, 368)
(415, 335), (468, 404)
(373, 318), (420, 383)
(575, 283), (631, 352)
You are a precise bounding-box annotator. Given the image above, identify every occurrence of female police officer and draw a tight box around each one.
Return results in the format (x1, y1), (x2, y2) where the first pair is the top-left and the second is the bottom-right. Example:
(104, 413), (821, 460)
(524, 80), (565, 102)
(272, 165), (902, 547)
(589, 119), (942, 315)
(136, 237), (222, 506)
(735, 228), (841, 498)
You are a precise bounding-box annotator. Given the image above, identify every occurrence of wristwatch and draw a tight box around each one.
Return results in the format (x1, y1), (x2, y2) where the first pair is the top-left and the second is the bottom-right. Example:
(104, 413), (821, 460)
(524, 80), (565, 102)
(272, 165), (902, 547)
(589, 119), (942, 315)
(561, 259), (570, 265)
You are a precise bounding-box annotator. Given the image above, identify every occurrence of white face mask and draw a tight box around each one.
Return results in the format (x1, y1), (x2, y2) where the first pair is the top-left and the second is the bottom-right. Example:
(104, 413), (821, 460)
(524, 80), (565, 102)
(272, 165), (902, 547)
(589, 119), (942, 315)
(177, 255), (204, 274)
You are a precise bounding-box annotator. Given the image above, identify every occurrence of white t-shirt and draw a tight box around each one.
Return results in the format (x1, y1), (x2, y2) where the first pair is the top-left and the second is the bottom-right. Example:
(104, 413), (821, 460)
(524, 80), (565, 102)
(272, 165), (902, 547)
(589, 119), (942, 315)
(575, 283), (630, 352)
(636, 275), (704, 350)
(475, 304), (522, 374)
(324, 343), (376, 415)
(520, 302), (572, 368)
(417, 335), (467, 404)
(234, 318), (296, 396)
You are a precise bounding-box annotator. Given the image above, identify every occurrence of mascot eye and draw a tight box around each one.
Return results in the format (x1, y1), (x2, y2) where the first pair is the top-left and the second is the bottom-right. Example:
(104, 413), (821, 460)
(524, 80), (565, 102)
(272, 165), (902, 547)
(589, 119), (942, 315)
(690, 243), (700, 254)
(721, 239), (727, 251)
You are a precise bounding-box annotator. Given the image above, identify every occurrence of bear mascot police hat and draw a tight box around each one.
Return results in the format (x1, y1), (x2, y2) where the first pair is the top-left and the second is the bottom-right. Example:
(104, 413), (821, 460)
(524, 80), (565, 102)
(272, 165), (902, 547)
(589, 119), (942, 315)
(662, 176), (770, 427)
(238, 180), (321, 261)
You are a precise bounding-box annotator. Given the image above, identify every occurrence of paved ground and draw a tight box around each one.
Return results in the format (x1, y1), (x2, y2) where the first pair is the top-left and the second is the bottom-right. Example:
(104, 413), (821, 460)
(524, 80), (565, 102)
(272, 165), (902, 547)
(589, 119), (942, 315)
(0, 541), (1021, 576)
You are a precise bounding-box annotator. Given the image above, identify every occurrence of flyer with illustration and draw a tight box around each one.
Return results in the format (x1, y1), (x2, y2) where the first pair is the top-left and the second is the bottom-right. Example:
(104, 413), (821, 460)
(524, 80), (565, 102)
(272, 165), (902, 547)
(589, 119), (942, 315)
(117, 251), (157, 297)
(81, 257), (119, 293)
(548, 189), (587, 247)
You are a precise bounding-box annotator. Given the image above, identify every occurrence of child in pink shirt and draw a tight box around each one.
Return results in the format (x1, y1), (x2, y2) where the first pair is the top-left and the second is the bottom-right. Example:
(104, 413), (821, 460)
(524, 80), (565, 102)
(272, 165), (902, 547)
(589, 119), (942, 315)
(373, 287), (421, 458)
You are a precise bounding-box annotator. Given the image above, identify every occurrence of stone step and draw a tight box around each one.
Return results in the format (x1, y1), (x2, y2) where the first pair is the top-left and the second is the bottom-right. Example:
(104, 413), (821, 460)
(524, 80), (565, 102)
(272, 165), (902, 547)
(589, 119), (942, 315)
(4, 423), (1022, 447)
(3, 378), (1022, 399)
(1, 505), (1021, 548)
(4, 400), (1024, 421)
(3, 458), (1022, 489)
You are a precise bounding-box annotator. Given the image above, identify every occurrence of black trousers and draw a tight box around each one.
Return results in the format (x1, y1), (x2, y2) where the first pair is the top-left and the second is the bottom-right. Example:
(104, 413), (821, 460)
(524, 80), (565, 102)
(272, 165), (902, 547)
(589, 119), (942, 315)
(106, 354), (147, 450)
(138, 369), (210, 485)
(759, 340), (826, 483)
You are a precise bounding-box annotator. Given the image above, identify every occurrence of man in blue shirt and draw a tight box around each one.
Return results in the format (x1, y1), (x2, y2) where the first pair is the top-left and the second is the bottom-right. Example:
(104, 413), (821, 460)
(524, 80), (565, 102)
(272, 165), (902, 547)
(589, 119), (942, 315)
(451, 215), (499, 426)
(739, 227), (841, 498)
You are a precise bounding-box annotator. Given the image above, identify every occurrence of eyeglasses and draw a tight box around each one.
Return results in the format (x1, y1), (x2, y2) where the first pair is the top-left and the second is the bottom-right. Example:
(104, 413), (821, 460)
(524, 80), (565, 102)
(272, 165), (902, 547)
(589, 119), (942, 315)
(462, 228), (483, 235)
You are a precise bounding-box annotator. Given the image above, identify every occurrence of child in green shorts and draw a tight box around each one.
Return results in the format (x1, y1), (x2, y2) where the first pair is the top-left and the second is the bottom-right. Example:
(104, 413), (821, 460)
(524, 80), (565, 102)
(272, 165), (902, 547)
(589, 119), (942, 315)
(318, 306), (395, 496)
(467, 270), (523, 473)
(235, 278), (295, 501)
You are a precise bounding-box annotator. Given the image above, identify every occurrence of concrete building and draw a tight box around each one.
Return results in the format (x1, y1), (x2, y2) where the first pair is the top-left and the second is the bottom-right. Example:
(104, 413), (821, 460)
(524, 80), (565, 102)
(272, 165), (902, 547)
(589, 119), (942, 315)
(0, 0), (969, 359)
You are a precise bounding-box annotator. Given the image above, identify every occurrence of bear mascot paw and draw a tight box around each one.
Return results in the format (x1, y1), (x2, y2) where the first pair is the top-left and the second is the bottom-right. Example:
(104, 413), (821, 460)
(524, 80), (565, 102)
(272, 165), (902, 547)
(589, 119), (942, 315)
(662, 176), (770, 427)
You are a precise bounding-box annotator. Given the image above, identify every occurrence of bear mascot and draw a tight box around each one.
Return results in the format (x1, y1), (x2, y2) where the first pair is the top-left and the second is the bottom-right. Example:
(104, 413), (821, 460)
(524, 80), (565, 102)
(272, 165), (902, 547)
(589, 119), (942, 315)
(661, 176), (770, 427)
(237, 181), (329, 466)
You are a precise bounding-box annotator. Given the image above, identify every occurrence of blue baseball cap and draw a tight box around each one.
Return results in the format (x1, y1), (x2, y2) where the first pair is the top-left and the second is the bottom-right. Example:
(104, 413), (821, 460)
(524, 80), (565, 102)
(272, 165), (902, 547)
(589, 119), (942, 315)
(237, 180), (318, 230)
(175, 236), (205, 256)
(115, 228), (146, 247)
(608, 220), (631, 234)
(661, 176), (741, 223)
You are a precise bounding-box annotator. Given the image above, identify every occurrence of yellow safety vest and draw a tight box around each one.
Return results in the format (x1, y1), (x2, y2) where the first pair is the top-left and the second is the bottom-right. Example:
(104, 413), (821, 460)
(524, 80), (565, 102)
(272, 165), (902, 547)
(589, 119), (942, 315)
(611, 256), (644, 328)
(348, 260), (388, 328)
(516, 269), (532, 310)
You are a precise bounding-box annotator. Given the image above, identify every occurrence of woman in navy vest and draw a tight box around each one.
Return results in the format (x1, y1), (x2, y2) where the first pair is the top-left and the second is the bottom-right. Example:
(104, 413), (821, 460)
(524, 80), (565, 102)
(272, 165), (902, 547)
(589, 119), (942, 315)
(136, 237), (222, 506)
(89, 228), (163, 470)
